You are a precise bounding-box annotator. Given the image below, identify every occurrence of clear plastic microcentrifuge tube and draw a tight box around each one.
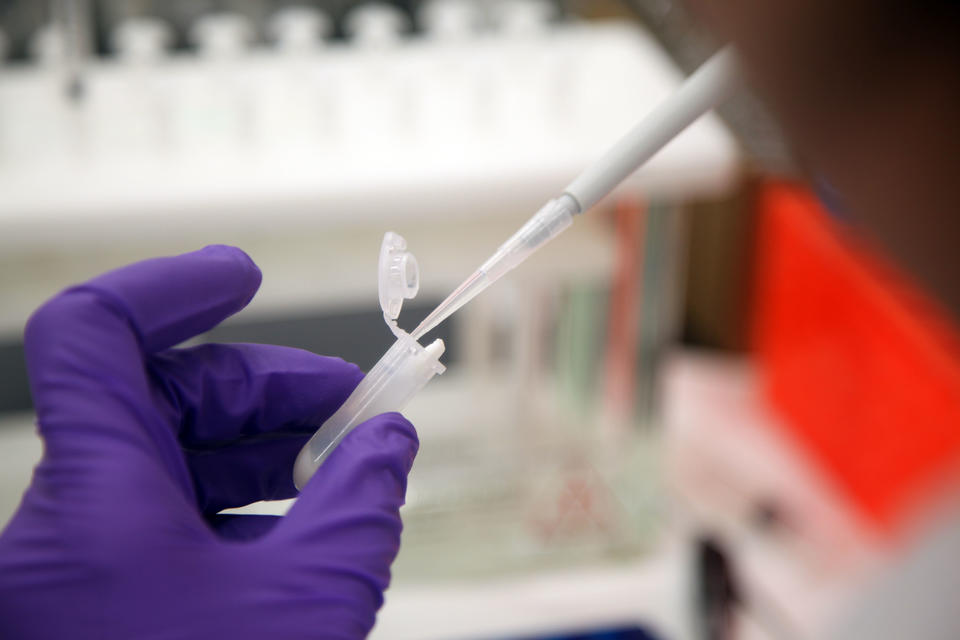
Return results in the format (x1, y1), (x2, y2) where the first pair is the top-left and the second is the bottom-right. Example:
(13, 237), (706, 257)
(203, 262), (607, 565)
(294, 233), (446, 490)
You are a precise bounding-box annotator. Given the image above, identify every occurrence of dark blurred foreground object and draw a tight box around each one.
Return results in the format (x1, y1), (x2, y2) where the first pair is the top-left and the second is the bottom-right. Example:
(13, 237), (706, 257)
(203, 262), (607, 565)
(694, 539), (739, 640)
(683, 0), (960, 320)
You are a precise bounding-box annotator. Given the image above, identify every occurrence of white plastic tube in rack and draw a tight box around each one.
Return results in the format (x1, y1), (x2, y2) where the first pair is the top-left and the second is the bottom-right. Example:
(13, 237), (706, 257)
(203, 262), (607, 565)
(268, 6), (333, 53)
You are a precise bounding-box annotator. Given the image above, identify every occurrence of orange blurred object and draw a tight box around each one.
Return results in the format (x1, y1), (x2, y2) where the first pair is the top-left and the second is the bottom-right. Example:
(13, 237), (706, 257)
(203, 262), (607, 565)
(752, 182), (960, 535)
(603, 197), (645, 419)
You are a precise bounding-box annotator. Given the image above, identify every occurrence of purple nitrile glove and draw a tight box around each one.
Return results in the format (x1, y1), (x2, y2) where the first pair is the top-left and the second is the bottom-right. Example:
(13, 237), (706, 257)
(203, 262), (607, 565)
(0, 245), (418, 640)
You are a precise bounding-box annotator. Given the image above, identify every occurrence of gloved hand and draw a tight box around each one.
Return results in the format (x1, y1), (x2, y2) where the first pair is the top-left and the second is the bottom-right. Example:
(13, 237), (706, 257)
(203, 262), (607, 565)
(0, 245), (418, 639)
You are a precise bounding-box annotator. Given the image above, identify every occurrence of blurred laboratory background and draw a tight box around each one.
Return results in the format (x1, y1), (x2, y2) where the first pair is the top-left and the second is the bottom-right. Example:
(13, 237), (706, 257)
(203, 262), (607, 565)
(1, 1), (959, 639)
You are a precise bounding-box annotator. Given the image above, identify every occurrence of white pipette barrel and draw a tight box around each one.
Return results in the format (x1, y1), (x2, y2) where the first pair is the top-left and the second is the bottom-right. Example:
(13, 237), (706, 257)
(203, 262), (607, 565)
(563, 46), (738, 212)
(412, 47), (739, 340)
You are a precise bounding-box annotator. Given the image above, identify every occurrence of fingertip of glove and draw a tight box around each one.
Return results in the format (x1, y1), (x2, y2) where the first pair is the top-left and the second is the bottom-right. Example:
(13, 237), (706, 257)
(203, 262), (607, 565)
(199, 244), (254, 263)
(321, 356), (365, 388)
(374, 411), (419, 449)
(23, 290), (69, 345)
(284, 413), (419, 525)
(352, 412), (419, 473)
(198, 245), (262, 298)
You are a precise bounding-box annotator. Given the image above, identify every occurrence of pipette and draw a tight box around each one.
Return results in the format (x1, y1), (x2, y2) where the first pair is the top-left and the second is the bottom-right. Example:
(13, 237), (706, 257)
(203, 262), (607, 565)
(411, 47), (739, 340)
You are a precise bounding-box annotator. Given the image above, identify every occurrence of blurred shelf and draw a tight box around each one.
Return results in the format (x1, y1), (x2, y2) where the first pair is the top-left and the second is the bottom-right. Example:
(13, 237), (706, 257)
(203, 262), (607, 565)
(0, 22), (739, 247)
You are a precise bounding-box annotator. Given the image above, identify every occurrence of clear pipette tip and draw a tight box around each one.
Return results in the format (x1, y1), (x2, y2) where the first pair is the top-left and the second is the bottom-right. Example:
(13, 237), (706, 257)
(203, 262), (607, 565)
(410, 194), (579, 341)
(411, 268), (489, 340)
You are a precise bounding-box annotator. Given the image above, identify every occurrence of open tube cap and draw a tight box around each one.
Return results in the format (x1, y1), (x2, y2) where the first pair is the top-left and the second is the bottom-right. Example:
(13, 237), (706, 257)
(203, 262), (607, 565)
(379, 232), (420, 320)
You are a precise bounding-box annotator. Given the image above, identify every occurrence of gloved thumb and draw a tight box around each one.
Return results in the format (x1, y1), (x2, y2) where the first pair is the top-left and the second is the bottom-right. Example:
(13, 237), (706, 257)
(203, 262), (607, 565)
(272, 412), (418, 584)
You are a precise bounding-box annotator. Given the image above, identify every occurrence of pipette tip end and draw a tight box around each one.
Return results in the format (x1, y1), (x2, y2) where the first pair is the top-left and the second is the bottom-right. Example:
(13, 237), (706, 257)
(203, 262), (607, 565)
(411, 269), (488, 340)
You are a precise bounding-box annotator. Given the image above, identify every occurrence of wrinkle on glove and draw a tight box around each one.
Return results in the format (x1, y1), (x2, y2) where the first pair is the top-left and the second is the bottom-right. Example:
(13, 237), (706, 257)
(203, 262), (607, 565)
(0, 245), (418, 640)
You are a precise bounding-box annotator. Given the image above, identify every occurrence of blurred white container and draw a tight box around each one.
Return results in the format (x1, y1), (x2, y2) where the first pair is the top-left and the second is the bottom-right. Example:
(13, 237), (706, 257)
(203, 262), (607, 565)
(421, 0), (483, 40)
(252, 7), (336, 153)
(0, 25), (80, 166)
(267, 6), (333, 53)
(167, 13), (255, 155)
(81, 18), (172, 159)
(343, 3), (409, 47)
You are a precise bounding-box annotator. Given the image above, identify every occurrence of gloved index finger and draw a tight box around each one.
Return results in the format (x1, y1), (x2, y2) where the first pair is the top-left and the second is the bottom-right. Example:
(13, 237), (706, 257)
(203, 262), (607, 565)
(23, 246), (262, 497)
(81, 245), (262, 353)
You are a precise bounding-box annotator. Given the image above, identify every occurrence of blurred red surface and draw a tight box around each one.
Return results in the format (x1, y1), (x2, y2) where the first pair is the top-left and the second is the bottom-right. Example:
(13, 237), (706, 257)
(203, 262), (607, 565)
(751, 182), (960, 534)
